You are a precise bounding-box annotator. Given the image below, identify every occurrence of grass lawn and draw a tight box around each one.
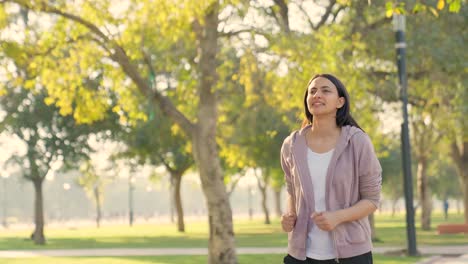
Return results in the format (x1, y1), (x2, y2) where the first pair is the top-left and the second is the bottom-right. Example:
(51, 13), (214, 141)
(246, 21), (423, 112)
(0, 254), (423, 264)
(0, 212), (465, 250)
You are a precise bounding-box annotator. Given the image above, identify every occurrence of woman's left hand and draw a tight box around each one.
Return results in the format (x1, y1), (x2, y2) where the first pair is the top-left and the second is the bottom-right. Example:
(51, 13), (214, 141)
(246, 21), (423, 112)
(311, 211), (342, 231)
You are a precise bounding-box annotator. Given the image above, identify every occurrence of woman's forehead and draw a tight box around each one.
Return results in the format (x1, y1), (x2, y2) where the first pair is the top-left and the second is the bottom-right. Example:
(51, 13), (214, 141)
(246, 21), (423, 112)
(309, 77), (336, 89)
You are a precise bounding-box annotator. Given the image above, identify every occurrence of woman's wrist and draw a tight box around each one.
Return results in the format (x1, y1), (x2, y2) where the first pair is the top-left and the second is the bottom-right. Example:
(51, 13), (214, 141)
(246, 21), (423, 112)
(334, 209), (348, 224)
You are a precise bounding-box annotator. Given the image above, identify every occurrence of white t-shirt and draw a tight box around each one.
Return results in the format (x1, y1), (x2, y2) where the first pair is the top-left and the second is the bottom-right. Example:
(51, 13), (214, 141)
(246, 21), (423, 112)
(306, 148), (336, 260)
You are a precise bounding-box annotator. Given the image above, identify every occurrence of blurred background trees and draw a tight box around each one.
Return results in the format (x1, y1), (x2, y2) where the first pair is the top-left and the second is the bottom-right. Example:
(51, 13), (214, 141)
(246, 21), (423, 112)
(0, 0), (465, 262)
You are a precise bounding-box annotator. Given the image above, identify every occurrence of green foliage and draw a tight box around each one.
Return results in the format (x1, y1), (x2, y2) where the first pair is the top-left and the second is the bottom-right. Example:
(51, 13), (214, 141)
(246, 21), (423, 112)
(429, 152), (464, 200)
(385, 0), (463, 17)
(217, 47), (291, 191)
(112, 101), (193, 177)
(380, 143), (404, 201)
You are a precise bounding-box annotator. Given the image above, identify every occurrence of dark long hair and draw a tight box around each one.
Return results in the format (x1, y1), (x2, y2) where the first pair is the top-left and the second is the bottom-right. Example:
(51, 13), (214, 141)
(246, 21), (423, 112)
(302, 74), (361, 129)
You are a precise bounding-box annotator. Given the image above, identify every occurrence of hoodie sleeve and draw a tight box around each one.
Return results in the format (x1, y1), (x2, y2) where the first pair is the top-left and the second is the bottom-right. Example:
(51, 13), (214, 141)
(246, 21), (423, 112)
(356, 133), (382, 209)
(280, 137), (295, 198)
(280, 135), (296, 213)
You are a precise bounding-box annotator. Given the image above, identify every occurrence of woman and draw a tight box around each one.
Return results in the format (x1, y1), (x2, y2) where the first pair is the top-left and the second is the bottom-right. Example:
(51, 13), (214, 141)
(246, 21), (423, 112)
(280, 74), (382, 264)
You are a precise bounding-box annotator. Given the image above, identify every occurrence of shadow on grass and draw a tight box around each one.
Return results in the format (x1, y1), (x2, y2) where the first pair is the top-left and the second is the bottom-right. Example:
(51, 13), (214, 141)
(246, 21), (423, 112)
(0, 236), (209, 250)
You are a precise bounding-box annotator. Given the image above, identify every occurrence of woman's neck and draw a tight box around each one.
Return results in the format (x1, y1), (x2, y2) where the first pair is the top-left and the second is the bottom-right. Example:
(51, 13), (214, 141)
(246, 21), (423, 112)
(311, 117), (340, 138)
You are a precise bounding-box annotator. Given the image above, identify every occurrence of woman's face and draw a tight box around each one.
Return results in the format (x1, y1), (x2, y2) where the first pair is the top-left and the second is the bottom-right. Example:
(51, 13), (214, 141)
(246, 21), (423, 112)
(306, 77), (345, 117)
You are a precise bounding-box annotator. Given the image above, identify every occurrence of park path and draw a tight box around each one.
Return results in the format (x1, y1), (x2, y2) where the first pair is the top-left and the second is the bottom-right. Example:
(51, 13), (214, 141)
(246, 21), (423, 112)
(0, 245), (467, 263)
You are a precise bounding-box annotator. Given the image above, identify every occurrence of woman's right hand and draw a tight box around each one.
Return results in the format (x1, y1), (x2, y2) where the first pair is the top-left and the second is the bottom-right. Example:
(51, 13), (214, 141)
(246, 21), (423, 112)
(281, 213), (297, 232)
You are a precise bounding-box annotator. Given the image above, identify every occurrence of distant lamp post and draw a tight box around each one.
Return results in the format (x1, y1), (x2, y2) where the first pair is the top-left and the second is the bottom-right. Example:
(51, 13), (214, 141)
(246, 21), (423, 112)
(1, 174), (9, 228)
(393, 14), (418, 256)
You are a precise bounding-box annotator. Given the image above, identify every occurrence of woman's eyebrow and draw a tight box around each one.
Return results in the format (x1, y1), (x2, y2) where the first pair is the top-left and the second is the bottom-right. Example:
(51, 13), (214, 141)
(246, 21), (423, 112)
(310, 85), (332, 90)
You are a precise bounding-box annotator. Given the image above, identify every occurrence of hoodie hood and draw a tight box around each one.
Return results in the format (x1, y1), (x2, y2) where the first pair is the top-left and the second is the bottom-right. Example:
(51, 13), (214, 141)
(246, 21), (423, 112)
(293, 124), (363, 157)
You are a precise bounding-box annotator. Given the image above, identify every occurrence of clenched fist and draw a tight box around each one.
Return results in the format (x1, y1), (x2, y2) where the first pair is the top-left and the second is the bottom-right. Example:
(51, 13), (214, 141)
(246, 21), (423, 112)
(281, 213), (297, 232)
(311, 211), (341, 231)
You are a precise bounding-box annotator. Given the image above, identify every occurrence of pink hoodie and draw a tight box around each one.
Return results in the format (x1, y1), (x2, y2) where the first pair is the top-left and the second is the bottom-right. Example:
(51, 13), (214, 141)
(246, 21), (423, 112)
(280, 125), (382, 261)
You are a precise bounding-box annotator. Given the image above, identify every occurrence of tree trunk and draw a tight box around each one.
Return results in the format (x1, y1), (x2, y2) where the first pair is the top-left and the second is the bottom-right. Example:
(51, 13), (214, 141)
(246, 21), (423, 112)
(259, 185), (270, 224)
(274, 188), (282, 218)
(417, 157), (432, 230)
(32, 178), (45, 245)
(93, 185), (101, 228)
(192, 2), (237, 263)
(194, 131), (237, 264)
(173, 172), (185, 232)
(451, 141), (467, 223)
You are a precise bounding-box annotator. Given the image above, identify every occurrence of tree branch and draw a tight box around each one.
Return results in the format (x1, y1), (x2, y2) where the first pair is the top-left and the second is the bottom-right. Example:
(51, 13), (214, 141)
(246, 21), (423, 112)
(25, 33), (97, 57)
(267, 6), (281, 27)
(220, 28), (252, 38)
(8, 0), (195, 136)
(360, 16), (392, 38)
(157, 153), (175, 175)
(296, 2), (314, 29)
(331, 5), (346, 24)
(142, 49), (156, 82)
(273, 0), (290, 33)
(312, 0), (337, 31)
(227, 176), (241, 197)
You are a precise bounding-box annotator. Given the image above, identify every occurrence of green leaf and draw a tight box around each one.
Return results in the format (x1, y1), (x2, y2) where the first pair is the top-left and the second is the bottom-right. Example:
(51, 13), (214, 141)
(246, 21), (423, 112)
(449, 1), (461, 12)
(413, 3), (424, 13)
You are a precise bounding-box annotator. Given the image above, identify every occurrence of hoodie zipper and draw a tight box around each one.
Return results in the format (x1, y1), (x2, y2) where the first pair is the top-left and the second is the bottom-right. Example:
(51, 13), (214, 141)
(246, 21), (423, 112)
(332, 230), (339, 263)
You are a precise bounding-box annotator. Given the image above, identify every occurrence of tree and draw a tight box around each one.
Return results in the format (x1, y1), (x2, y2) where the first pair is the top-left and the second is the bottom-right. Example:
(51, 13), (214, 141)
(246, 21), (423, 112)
(439, 72), (467, 222)
(1, 1), (237, 261)
(77, 159), (106, 228)
(405, 9), (465, 229)
(113, 108), (194, 232)
(0, 85), (111, 244)
(380, 142), (404, 217)
(431, 159), (463, 207)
